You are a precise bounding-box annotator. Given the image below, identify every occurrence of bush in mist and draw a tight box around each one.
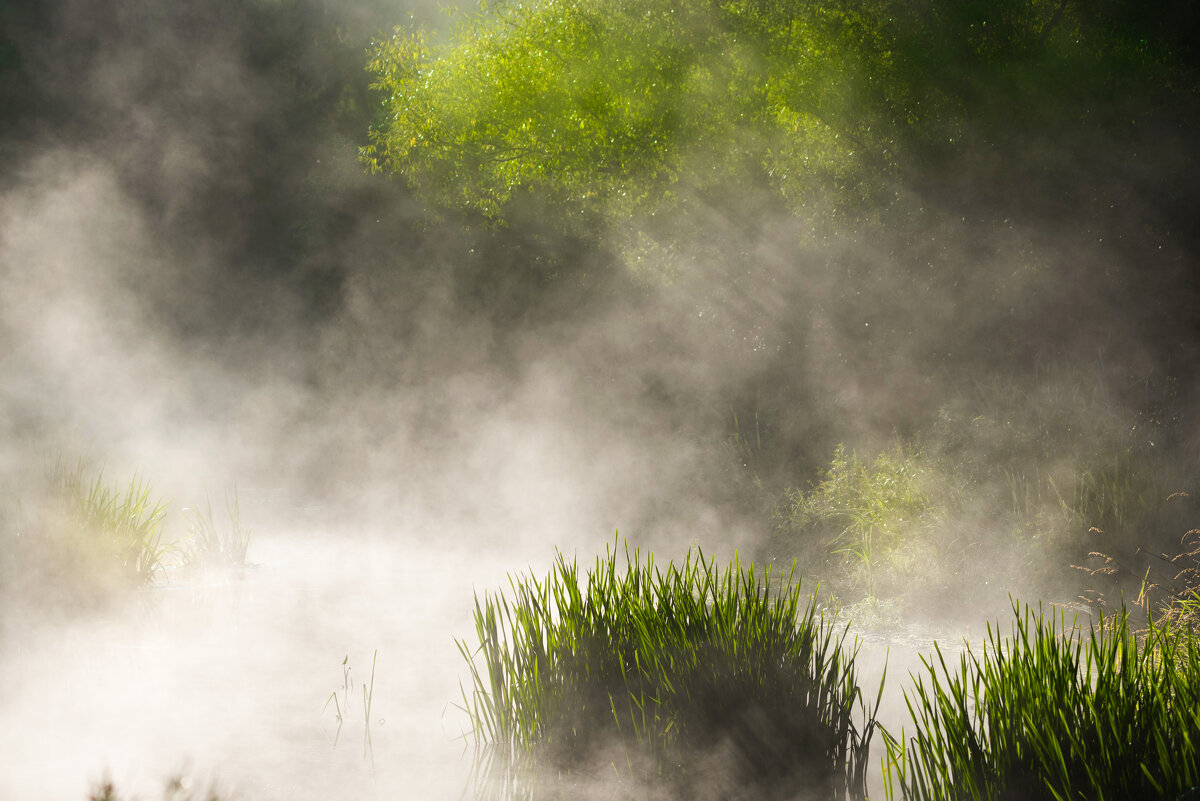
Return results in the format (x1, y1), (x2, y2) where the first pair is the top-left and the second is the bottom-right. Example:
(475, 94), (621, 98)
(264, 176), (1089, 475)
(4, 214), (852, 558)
(882, 602), (1200, 800)
(459, 543), (880, 800)
(773, 443), (943, 600)
(770, 370), (1200, 616)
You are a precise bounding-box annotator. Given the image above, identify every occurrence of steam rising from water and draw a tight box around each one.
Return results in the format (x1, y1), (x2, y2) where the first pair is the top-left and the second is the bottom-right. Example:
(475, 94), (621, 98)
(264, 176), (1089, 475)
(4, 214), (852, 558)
(0, 536), (484, 800)
(2, 0), (1197, 798)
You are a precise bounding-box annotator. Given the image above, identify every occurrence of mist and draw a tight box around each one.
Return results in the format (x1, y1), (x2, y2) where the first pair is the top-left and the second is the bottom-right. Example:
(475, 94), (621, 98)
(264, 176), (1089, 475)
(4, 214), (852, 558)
(3, 0), (1199, 798)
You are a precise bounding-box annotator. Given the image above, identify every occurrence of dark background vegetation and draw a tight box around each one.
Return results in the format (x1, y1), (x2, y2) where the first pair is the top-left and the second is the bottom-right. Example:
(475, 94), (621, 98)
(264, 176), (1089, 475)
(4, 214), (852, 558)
(3, 0), (1200, 615)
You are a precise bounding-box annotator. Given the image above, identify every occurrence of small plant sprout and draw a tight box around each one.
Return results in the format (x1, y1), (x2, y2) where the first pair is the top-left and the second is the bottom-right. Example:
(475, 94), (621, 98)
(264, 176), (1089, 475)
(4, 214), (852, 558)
(323, 654), (351, 747)
(323, 651), (379, 766)
(363, 649), (377, 766)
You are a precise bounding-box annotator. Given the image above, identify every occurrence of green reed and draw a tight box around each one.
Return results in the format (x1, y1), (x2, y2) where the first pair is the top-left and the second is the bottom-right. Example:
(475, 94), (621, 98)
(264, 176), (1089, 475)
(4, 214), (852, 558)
(882, 601), (1200, 801)
(458, 541), (881, 800)
(182, 486), (250, 568)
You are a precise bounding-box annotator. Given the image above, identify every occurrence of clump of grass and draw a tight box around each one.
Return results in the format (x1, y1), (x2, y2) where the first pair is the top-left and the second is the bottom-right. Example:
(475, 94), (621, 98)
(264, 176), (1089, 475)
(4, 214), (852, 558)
(52, 459), (171, 584)
(459, 541), (881, 801)
(182, 487), (250, 568)
(882, 601), (1200, 800)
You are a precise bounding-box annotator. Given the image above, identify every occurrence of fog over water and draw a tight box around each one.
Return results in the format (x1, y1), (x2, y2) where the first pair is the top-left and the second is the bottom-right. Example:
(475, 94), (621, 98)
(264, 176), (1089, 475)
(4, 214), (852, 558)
(2, 0), (1199, 798)
(2, 534), (480, 799)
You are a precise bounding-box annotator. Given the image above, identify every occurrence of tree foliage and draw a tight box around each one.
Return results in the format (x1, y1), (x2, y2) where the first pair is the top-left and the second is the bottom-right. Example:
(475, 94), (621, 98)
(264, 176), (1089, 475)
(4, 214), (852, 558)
(363, 0), (1197, 243)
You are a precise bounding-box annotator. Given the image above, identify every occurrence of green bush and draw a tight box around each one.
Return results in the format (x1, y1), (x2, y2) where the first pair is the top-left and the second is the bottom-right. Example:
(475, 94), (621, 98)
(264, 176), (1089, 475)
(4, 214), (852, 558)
(770, 371), (1200, 612)
(773, 443), (944, 599)
(458, 542), (881, 800)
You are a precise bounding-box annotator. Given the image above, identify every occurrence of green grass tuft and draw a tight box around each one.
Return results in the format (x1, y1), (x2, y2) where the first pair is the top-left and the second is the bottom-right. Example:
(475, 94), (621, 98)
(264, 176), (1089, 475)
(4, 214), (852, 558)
(458, 540), (881, 800)
(182, 486), (251, 569)
(52, 459), (171, 584)
(882, 601), (1200, 801)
